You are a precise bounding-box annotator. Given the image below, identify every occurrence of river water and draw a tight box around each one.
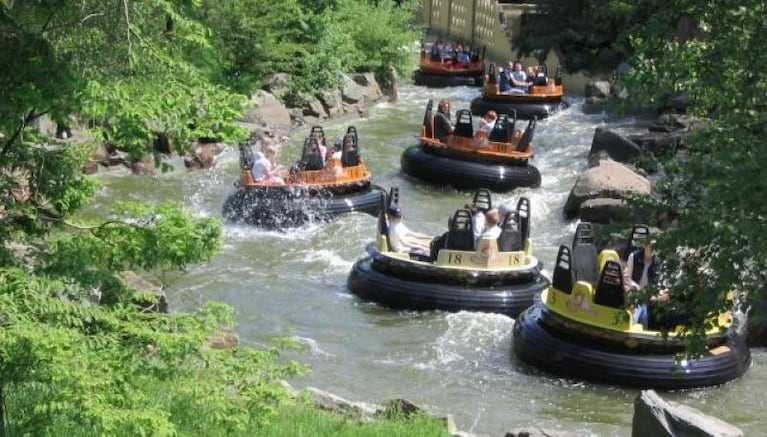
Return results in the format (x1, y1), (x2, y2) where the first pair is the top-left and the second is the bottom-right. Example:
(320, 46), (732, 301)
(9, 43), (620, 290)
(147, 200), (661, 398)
(88, 84), (766, 435)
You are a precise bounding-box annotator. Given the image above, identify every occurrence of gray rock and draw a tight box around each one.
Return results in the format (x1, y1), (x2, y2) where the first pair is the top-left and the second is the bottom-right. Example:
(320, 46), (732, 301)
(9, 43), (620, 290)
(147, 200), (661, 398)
(242, 90), (292, 130)
(589, 127), (643, 164)
(632, 390), (743, 437)
(579, 197), (628, 224)
(585, 80), (611, 99)
(564, 158), (650, 220)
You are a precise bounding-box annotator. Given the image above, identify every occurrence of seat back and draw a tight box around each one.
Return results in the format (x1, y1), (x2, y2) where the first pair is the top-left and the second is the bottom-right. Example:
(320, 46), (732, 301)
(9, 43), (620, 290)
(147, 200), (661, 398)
(238, 141), (255, 170)
(300, 137), (325, 170)
(445, 209), (475, 251)
(387, 186), (400, 212)
(571, 222), (599, 284)
(487, 62), (497, 85)
(453, 109), (474, 138)
(341, 132), (360, 167)
(471, 188), (492, 212)
(552, 245), (574, 294)
(488, 113), (514, 143)
(533, 64), (549, 86)
(593, 260), (626, 309)
(377, 190), (392, 251)
(516, 117), (536, 152)
(516, 197), (530, 243)
(422, 99), (434, 138)
(497, 211), (523, 252)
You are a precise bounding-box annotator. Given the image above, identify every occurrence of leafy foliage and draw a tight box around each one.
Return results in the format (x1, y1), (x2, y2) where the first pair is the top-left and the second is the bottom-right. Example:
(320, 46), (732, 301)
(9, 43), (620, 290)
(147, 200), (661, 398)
(514, 0), (663, 72)
(0, 269), (304, 435)
(617, 1), (767, 339)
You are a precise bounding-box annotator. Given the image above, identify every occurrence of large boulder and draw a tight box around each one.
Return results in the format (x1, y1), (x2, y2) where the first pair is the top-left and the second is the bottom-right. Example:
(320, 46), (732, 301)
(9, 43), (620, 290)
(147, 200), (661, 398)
(633, 390), (743, 437)
(564, 158), (651, 221)
(242, 90), (292, 131)
(339, 72), (368, 104)
(589, 127), (644, 164)
(585, 80), (611, 99)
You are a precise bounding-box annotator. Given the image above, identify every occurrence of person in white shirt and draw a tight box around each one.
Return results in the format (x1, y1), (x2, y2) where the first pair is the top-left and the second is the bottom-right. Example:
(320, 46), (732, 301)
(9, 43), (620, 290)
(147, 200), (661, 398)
(251, 146), (284, 185)
(479, 209), (502, 240)
(387, 207), (430, 255)
(473, 110), (497, 147)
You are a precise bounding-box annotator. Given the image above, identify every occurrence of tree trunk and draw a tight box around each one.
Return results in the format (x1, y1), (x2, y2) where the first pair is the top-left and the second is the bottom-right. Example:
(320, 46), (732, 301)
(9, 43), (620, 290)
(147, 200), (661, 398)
(0, 383), (8, 437)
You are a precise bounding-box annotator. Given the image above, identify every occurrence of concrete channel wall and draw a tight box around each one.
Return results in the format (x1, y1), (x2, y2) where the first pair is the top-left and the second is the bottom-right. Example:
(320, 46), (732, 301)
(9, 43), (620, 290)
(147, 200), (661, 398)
(417, 1), (597, 95)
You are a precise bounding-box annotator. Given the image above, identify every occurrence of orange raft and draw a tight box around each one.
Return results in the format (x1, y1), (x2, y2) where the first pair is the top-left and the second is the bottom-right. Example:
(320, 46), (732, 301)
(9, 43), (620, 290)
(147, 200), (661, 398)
(400, 99), (541, 191)
(222, 126), (384, 228)
(470, 63), (568, 120)
(412, 42), (486, 88)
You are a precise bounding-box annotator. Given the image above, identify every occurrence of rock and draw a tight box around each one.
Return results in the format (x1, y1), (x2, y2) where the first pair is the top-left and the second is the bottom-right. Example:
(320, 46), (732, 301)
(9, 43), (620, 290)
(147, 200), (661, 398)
(262, 73), (292, 100)
(320, 88), (343, 117)
(242, 90), (292, 131)
(632, 390), (743, 437)
(303, 97), (328, 118)
(184, 142), (227, 169)
(579, 197), (628, 224)
(339, 72), (368, 104)
(120, 271), (168, 313)
(131, 156), (155, 176)
(589, 127), (643, 164)
(351, 72), (383, 101)
(627, 131), (686, 156)
(585, 80), (611, 99)
(563, 158), (651, 220)
(305, 387), (380, 422)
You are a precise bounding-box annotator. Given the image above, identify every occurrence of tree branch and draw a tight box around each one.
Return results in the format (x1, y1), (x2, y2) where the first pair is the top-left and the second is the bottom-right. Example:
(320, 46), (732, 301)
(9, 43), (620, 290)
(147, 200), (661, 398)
(0, 110), (44, 159)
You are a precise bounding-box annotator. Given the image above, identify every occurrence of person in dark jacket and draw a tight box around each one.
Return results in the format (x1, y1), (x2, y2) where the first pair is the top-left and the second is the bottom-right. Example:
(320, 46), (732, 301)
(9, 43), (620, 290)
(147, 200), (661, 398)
(432, 99), (454, 144)
(624, 239), (663, 327)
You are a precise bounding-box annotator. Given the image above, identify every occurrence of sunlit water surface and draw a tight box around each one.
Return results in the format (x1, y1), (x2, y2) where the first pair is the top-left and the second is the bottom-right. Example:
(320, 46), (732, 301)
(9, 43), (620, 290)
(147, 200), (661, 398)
(86, 84), (766, 436)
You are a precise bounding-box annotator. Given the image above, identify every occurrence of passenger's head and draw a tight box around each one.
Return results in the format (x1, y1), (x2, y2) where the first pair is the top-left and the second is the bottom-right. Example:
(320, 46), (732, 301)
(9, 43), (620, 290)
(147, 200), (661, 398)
(485, 209), (501, 227)
(437, 99), (451, 114)
(485, 110), (497, 122)
(644, 239), (657, 257)
(265, 145), (278, 157)
(526, 66), (535, 76)
(513, 62), (523, 71)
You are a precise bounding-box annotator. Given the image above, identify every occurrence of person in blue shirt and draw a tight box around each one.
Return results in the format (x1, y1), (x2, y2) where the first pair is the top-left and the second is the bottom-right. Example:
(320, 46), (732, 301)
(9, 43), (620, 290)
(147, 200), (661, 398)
(509, 62), (529, 93)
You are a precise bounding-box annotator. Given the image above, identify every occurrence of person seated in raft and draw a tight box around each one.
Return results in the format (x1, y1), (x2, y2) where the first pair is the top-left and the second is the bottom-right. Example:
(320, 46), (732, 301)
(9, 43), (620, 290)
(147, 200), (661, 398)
(454, 43), (471, 67)
(313, 132), (328, 167)
(473, 110), (497, 147)
(464, 203), (486, 246)
(525, 66), (537, 85)
(387, 206), (430, 256)
(509, 62), (529, 93)
(251, 145), (285, 185)
(433, 99), (454, 144)
(479, 209), (502, 241)
(623, 238), (664, 328)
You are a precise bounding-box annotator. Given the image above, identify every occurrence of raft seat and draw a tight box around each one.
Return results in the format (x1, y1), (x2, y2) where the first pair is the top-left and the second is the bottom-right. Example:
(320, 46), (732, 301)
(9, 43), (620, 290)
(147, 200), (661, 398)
(445, 209), (475, 251)
(592, 260), (626, 309)
(551, 245), (574, 294)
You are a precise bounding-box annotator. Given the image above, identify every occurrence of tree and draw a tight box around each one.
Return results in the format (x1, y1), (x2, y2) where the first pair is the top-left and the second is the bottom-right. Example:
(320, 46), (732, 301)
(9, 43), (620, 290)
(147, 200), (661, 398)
(617, 1), (767, 340)
(0, 2), (299, 434)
